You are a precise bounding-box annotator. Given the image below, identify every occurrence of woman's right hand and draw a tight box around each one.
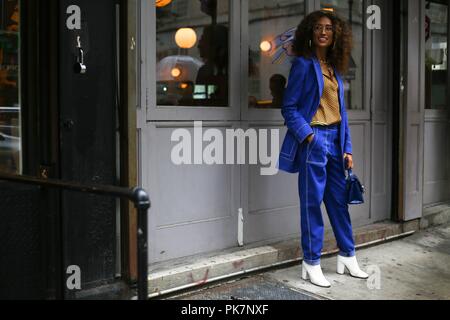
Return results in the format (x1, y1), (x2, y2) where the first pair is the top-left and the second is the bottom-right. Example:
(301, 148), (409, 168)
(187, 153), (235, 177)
(306, 134), (315, 144)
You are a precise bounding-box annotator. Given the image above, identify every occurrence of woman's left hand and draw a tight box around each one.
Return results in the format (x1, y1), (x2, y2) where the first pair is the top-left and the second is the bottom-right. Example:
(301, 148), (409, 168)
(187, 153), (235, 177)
(344, 153), (354, 170)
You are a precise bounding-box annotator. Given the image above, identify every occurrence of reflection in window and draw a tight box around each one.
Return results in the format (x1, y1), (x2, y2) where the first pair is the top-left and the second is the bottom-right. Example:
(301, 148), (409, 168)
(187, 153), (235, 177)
(0, 0), (20, 174)
(156, 0), (229, 107)
(425, 1), (448, 110)
(321, 0), (364, 111)
(248, 0), (304, 109)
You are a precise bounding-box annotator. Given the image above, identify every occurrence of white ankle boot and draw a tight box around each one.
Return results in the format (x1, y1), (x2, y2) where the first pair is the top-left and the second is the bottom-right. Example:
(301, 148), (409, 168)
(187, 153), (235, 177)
(337, 255), (369, 279)
(301, 261), (331, 288)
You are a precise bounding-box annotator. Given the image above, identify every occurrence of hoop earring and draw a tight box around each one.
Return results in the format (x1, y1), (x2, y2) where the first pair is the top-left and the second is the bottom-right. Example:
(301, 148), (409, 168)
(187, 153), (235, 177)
(309, 39), (312, 48)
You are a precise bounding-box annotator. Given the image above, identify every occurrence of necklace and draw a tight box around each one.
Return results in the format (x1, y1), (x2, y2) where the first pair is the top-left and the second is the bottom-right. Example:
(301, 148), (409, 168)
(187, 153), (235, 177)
(320, 60), (333, 77)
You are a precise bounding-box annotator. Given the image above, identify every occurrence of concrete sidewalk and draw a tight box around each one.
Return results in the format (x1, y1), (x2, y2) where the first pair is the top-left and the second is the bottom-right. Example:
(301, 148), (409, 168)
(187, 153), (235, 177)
(166, 223), (450, 300)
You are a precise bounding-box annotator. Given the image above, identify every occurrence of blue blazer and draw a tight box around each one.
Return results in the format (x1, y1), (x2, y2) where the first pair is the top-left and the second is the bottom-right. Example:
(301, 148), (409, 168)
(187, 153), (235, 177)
(279, 55), (352, 173)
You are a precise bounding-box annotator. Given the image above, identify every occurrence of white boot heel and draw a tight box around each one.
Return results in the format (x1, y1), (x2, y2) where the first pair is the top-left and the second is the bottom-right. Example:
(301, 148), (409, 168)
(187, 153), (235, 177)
(302, 265), (309, 280)
(336, 255), (369, 279)
(337, 260), (345, 275)
(301, 261), (331, 288)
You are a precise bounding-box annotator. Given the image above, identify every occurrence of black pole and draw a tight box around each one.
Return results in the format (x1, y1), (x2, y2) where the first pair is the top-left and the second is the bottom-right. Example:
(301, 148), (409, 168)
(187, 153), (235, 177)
(133, 188), (150, 300)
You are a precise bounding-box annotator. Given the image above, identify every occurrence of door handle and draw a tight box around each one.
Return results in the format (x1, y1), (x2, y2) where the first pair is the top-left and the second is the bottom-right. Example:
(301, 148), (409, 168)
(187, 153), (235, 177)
(74, 36), (87, 74)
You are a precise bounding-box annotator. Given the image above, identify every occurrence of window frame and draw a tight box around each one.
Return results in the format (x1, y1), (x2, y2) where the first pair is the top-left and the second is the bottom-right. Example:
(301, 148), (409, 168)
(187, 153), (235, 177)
(0, 0), (22, 174)
(425, 0), (450, 119)
(317, 0), (372, 121)
(240, 0), (307, 121)
(144, 0), (241, 122)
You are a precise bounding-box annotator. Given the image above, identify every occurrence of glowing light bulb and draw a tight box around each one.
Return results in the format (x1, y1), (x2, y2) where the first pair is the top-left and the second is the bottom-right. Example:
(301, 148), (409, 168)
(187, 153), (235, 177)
(175, 28), (197, 49)
(260, 41), (272, 52)
(156, 0), (172, 8)
(171, 67), (182, 78)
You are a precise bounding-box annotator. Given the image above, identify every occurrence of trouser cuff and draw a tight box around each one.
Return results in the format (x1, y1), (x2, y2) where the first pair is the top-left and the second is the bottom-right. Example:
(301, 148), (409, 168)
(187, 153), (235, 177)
(338, 250), (356, 258)
(303, 258), (321, 266)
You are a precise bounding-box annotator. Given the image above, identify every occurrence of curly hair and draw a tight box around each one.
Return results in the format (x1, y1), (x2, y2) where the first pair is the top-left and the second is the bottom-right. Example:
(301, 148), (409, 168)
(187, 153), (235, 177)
(292, 10), (353, 75)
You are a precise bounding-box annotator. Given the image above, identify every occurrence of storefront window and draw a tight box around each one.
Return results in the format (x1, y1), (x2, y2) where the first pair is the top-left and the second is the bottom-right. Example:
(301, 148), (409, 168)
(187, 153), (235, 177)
(247, 0), (305, 109)
(156, 0), (230, 107)
(321, 0), (364, 111)
(0, 0), (20, 174)
(425, 1), (448, 110)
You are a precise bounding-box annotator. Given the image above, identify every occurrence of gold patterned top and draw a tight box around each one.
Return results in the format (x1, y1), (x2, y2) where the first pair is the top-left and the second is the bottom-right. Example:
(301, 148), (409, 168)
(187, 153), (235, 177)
(310, 61), (342, 127)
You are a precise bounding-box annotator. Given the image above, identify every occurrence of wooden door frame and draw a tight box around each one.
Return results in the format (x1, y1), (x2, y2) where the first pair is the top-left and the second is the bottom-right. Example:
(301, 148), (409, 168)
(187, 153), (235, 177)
(120, 0), (139, 283)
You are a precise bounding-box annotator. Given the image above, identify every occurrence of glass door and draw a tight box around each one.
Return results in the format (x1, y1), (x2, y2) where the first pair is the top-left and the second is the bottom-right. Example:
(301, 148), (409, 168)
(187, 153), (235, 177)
(240, 0), (306, 244)
(320, 0), (374, 226)
(142, 0), (241, 263)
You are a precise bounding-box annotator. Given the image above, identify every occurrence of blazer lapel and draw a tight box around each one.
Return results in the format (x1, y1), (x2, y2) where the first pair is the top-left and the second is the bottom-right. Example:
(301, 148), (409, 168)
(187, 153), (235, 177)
(334, 69), (345, 113)
(312, 57), (324, 100)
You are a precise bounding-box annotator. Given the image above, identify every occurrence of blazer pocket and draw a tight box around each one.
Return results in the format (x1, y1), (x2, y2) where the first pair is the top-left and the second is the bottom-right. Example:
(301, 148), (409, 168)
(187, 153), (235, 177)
(280, 131), (299, 161)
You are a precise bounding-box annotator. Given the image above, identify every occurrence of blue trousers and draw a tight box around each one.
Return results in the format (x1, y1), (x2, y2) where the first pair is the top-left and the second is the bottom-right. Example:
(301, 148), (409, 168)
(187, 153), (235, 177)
(298, 123), (356, 266)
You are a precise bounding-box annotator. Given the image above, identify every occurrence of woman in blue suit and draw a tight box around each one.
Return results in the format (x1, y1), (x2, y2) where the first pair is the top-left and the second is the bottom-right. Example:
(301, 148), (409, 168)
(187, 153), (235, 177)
(279, 10), (368, 288)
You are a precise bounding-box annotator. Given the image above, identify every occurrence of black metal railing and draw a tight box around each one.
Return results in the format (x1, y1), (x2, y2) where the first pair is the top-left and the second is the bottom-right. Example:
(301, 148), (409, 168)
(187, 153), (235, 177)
(0, 172), (150, 300)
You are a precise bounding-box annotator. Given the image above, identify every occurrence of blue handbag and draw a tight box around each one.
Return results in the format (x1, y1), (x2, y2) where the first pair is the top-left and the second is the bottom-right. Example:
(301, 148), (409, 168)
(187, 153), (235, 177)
(346, 169), (365, 205)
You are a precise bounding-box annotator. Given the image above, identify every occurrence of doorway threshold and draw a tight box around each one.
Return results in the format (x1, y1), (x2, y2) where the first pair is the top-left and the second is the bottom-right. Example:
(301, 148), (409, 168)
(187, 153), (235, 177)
(147, 220), (418, 299)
